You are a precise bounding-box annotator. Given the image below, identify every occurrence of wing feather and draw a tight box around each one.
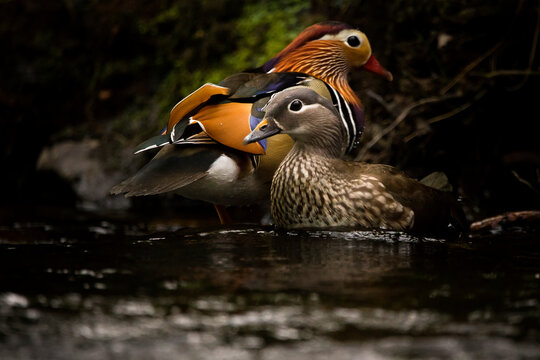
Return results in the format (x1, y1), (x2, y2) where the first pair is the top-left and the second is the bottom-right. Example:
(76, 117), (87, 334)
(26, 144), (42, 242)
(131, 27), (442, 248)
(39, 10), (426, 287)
(192, 102), (265, 154)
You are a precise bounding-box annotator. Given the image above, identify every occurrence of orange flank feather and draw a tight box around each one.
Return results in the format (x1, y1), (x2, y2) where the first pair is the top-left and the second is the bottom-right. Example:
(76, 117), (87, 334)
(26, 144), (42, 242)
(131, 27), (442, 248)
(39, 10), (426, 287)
(192, 102), (265, 155)
(167, 83), (230, 133)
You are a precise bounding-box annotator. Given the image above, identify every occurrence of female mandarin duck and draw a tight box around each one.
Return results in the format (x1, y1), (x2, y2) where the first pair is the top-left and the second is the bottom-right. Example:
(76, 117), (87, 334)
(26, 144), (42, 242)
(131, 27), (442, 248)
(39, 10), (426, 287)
(111, 22), (392, 222)
(244, 88), (466, 235)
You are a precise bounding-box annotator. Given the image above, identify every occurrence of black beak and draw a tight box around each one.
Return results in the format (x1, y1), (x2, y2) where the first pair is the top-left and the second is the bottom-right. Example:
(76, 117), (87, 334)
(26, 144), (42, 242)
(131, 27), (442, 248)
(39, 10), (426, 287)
(243, 118), (282, 145)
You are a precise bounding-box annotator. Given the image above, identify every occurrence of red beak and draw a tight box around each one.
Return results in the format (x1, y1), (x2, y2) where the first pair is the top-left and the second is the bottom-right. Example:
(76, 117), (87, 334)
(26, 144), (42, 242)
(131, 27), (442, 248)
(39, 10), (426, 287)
(363, 55), (393, 81)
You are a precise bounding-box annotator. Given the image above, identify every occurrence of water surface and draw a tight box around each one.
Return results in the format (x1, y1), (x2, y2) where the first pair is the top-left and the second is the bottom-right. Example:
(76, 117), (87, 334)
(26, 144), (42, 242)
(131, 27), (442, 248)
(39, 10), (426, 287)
(0, 210), (539, 359)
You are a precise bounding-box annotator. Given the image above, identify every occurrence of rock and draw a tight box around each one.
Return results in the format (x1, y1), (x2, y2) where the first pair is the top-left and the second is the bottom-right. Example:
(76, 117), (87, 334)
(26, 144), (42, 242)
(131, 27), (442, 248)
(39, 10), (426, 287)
(37, 139), (130, 210)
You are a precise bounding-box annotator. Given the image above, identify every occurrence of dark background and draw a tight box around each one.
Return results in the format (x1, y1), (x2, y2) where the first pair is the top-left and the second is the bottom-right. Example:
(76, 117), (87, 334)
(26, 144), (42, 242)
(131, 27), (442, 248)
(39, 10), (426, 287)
(1, 0), (538, 223)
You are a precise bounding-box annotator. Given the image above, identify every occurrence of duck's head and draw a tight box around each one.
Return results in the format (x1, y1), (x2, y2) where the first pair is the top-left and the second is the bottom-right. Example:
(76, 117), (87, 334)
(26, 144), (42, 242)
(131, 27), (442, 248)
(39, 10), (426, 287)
(243, 87), (347, 157)
(264, 21), (392, 82)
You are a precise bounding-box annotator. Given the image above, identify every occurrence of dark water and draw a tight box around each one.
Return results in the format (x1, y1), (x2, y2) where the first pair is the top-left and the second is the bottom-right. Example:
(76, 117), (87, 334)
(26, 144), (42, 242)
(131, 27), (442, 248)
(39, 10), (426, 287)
(0, 209), (539, 359)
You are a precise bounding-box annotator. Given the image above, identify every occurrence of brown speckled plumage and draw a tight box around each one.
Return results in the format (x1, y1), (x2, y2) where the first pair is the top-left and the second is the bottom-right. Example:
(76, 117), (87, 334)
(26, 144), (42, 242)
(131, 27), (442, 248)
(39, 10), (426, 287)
(244, 88), (466, 235)
(271, 150), (414, 229)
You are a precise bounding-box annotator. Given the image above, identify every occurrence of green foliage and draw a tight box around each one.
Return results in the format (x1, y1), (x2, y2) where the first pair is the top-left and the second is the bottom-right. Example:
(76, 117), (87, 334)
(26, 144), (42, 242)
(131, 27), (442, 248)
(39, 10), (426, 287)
(80, 0), (315, 146)
(233, 0), (311, 69)
(150, 0), (309, 129)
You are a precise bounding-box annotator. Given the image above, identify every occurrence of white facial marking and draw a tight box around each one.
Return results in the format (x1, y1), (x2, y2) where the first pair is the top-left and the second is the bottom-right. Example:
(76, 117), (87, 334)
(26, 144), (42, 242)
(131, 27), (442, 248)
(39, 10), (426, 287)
(318, 29), (364, 43)
(273, 119), (285, 130)
(288, 103), (323, 114)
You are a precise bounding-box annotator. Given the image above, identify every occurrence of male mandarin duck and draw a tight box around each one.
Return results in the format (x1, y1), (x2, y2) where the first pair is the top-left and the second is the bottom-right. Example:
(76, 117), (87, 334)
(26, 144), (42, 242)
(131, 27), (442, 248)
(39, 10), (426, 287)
(111, 22), (393, 221)
(243, 88), (466, 235)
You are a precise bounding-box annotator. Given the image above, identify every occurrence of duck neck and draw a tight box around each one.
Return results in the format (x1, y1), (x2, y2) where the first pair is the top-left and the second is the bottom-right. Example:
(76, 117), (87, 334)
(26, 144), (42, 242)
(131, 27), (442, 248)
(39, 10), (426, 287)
(287, 137), (344, 161)
(282, 112), (347, 160)
(272, 41), (362, 107)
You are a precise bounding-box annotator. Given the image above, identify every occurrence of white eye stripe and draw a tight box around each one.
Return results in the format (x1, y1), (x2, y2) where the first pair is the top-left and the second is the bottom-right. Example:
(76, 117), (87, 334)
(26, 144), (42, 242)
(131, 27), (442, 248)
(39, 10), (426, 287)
(288, 102), (322, 114)
(318, 30), (365, 44)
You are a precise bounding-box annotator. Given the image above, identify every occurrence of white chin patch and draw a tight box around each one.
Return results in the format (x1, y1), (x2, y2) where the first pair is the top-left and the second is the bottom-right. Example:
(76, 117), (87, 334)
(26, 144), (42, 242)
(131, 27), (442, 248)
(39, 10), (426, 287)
(207, 155), (240, 183)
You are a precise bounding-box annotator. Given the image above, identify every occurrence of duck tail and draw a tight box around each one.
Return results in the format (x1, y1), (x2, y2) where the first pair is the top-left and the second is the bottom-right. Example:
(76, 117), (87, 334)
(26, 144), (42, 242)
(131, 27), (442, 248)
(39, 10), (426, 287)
(420, 171), (453, 192)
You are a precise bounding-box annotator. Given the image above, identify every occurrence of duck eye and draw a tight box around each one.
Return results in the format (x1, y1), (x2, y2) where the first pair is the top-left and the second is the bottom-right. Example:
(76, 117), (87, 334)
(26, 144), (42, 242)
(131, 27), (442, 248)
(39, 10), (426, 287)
(346, 35), (361, 47)
(289, 99), (303, 112)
